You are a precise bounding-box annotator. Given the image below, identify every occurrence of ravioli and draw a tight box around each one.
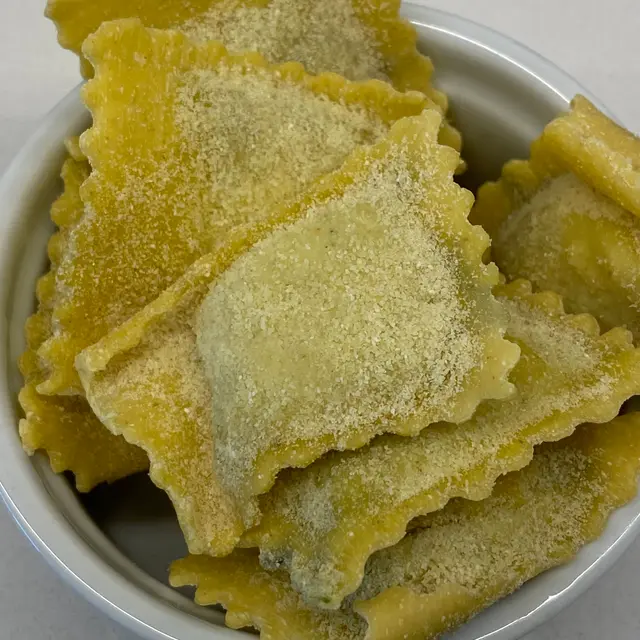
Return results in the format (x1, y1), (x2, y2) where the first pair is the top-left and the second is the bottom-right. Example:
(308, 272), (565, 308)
(47, 0), (462, 155)
(242, 279), (640, 608)
(170, 412), (640, 640)
(77, 112), (515, 551)
(38, 19), (433, 396)
(45, 0), (449, 107)
(471, 96), (640, 338)
(18, 142), (147, 492)
(192, 110), (515, 520)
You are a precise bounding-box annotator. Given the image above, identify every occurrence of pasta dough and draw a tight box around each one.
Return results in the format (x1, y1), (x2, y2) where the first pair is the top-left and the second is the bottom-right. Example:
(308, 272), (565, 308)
(243, 279), (640, 608)
(77, 112), (515, 553)
(170, 412), (640, 640)
(471, 96), (640, 338)
(18, 141), (147, 492)
(38, 19), (432, 396)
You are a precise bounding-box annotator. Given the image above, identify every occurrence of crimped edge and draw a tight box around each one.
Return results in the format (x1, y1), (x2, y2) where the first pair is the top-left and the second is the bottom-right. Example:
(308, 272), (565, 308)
(541, 95), (640, 218)
(18, 146), (148, 492)
(169, 550), (364, 639)
(20, 145), (88, 383)
(471, 95), (640, 235)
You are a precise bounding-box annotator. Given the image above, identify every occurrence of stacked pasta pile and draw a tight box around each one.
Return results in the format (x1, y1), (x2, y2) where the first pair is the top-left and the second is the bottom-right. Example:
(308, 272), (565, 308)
(18, 1), (640, 638)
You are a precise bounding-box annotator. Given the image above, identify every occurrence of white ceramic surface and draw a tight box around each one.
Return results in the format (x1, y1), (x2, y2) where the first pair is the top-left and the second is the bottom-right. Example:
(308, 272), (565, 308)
(0, 6), (638, 640)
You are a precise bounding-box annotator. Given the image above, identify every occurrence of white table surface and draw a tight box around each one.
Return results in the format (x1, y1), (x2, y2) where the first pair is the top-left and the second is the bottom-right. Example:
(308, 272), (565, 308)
(1, 1), (639, 639)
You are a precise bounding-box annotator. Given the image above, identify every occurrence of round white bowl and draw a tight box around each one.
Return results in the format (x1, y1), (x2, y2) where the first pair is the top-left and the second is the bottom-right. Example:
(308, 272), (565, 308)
(0, 5), (636, 640)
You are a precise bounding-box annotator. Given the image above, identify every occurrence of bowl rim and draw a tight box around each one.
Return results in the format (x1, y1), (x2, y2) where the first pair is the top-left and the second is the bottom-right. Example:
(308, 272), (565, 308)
(0, 5), (634, 640)
(401, 3), (613, 120)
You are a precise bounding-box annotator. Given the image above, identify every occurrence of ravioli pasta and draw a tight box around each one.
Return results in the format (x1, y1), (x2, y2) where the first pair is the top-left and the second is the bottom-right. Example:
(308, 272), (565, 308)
(45, 0), (449, 107)
(195, 111), (515, 524)
(47, 0), (462, 154)
(38, 19), (434, 396)
(18, 142), (147, 492)
(76, 112), (515, 551)
(221, 114), (511, 505)
(170, 413), (640, 640)
(472, 96), (640, 338)
(243, 279), (640, 608)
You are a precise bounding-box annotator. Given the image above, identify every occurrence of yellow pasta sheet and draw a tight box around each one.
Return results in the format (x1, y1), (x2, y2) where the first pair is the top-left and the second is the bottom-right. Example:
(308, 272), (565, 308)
(38, 19), (435, 396)
(170, 412), (640, 640)
(77, 112), (515, 552)
(471, 96), (640, 338)
(242, 279), (640, 608)
(46, 0), (449, 107)
(19, 142), (147, 492)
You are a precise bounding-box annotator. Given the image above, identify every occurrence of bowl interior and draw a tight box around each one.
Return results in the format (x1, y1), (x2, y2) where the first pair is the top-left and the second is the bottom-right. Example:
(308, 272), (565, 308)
(1, 6), (632, 640)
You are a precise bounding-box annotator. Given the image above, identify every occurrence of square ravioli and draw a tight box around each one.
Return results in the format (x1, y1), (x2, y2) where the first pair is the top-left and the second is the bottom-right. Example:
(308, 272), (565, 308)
(76, 112), (516, 553)
(471, 96), (640, 338)
(169, 412), (640, 640)
(243, 279), (640, 608)
(38, 18), (434, 396)
(19, 142), (147, 492)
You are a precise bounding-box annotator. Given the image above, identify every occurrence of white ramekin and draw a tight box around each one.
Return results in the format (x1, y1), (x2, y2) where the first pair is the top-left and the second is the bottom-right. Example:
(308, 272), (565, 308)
(0, 5), (633, 640)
